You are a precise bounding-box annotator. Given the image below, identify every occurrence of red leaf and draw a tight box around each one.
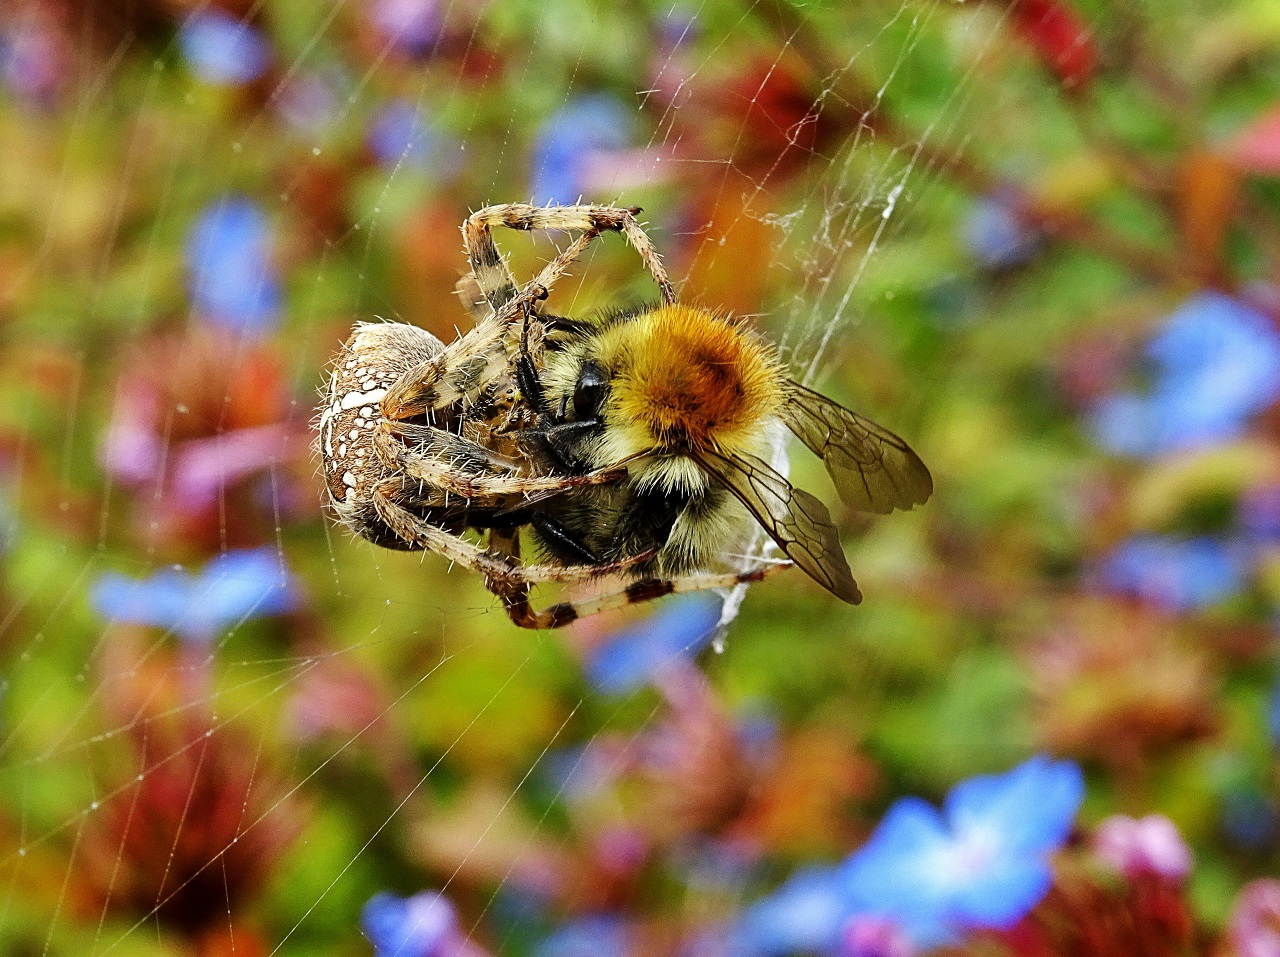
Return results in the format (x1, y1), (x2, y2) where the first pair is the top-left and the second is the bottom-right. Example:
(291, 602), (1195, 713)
(1011, 0), (1100, 90)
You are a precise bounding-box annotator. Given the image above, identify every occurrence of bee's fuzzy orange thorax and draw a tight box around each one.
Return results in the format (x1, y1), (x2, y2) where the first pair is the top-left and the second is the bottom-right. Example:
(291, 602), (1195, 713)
(602, 305), (782, 453)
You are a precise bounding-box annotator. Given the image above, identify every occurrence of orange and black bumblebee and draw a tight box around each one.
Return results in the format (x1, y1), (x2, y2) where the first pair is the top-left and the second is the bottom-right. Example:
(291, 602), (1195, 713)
(318, 204), (932, 627)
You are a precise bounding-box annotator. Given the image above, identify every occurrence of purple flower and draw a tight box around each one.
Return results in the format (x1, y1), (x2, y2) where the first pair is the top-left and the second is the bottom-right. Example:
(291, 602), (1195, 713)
(535, 915), (633, 957)
(838, 755), (1083, 947)
(530, 95), (632, 205)
(657, 6), (701, 50)
(586, 593), (723, 696)
(1, 18), (65, 107)
(961, 196), (1038, 270)
(1240, 485), (1280, 543)
(1095, 535), (1245, 612)
(370, 0), (443, 57)
(170, 423), (297, 510)
(541, 738), (630, 803)
(1090, 293), (1280, 457)
(185, 197), (281, 334)
(1230, 879), (1280, 957)
(178, 11), (271, 86)
(368, 100), (441, 170)
(1092, 814), (1192, 881)
(91, 548), (294, 643)
(276, 71), (342, 134)
(362, 891), (476, 957)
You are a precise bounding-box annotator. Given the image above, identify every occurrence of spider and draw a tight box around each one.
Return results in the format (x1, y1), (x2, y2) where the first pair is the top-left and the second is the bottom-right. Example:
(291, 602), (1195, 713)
(318, 204), (932, 628)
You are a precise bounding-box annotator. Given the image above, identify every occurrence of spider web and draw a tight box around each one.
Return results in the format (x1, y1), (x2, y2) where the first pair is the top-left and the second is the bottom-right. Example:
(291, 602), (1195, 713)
(0, 1), (1004, 955)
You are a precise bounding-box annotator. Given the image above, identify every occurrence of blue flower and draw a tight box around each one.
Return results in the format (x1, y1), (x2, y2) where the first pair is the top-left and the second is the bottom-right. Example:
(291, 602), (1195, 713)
(961, 196), (1038, 270)
(1096, 535), (1245, 612)
(185, 197), (281, 334)
(1091, 293), (1280, 457)
(535, 915), (633, 957)
(368, 100), (440, 170)
(177, 11), (271, 86)
(840, 756), (1083, 946)
(1089, 392), (1160, 458)
(362, 890), (459, 957)
(91, 548), (294, 643)
(733, 756), (1082, 955)
(735, 866), (851, 956)
(585, 593), (723, 696)
(530, 95), (631, 206)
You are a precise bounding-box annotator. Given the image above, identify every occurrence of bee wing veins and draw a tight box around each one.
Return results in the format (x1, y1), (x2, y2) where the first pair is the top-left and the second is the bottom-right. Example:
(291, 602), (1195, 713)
(692, 447), (861, 605)
(782, 380), (933, 515)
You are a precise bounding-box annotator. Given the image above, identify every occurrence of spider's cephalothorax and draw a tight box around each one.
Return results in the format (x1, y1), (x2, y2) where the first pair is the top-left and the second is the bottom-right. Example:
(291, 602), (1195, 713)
(316, 203), (933, 629)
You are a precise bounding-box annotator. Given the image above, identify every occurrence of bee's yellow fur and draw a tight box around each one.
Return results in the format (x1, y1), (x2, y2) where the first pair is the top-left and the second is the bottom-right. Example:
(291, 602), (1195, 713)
(544, 304), (784, 496)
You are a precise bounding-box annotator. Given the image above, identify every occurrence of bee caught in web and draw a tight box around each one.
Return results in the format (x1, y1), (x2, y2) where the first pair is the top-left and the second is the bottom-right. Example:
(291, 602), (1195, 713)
(316, 204), (932, 628)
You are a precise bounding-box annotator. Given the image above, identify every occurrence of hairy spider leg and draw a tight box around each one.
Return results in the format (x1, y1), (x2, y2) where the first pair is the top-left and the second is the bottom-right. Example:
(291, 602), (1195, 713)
(372, 425), (626, 508)
(462, 203), (678, 311)
(370, 480), (646, 586)
(381, 229), (597, 424)
(500, 561), (793, 630)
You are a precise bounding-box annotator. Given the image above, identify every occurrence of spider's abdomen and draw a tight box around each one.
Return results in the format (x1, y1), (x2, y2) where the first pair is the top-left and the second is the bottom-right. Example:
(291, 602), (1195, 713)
(317, 321), (443, 549)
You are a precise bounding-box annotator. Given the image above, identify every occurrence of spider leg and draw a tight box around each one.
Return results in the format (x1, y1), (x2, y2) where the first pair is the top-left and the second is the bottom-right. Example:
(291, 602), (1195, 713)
(496, 562), (795, 630)
(382, 255), (577, 423)
(370, 481), (644, 585)
(464, 204), (677, 306)
(388, 204), (675, 424)
(378, 420), (524, 472)
(373, 424), (625, 507)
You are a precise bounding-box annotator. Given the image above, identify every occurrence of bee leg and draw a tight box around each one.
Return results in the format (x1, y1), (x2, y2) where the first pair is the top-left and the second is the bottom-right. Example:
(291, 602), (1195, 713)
(517, 419), (600, 474)
(528, 515), (601, 565)
(516, 292), (551, 415)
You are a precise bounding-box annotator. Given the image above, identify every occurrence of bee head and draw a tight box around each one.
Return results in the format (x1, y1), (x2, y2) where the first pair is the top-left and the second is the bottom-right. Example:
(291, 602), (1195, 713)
(549, 305), (783, 470)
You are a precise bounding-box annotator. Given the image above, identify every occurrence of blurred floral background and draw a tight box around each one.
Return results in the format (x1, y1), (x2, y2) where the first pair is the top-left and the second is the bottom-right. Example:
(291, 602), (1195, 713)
(3, 0), (1280, 955)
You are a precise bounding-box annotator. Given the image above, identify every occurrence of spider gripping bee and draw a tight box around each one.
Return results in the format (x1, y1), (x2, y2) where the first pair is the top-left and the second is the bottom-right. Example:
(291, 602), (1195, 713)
(317, 204), (932, 628)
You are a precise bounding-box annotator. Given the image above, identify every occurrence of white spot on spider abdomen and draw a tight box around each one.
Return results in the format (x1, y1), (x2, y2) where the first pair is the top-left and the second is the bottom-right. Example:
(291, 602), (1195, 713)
(319, 320), (446, 542)
(339, 387), (388, 411)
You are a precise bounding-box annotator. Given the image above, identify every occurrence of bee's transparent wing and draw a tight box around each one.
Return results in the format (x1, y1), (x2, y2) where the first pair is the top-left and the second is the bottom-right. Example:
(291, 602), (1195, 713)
(455, 274), (496, 324)
(781, 381), (933, 514)
(693, 447), (861, 604)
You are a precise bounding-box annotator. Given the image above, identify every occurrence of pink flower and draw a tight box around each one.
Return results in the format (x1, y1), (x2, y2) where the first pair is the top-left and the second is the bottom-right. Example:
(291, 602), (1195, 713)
(1231, 879), (1280, 957)
(840, 914), (915, 957)
(1092, 814), (1192, 882)
(170, 423), (296, 510)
